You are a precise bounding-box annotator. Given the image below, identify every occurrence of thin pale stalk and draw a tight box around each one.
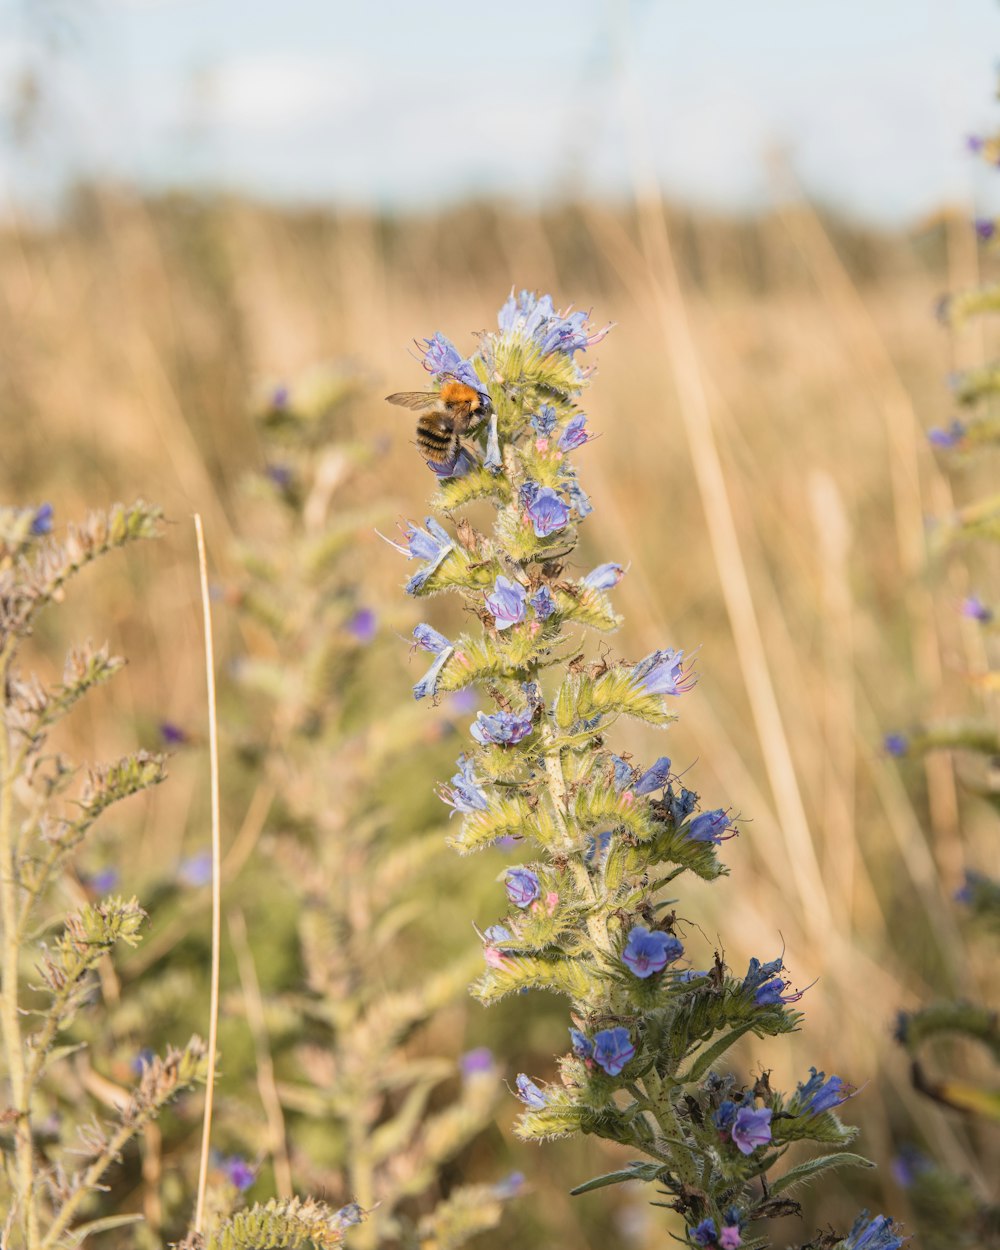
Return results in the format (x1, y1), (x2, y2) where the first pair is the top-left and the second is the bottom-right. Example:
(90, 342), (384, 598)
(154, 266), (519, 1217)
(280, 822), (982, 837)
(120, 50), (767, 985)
(193, 514), (222, 1233)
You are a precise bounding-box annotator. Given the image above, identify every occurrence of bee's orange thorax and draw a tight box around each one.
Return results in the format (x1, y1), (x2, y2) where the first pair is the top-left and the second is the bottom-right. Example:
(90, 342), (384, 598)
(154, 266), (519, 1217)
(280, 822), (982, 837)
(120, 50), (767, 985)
(439, 380), (481, 408)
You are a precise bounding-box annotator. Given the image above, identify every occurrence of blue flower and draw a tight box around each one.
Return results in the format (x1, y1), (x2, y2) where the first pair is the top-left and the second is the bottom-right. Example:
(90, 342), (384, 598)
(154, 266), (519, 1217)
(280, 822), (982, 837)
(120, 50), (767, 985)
(677, 969), (709, 983)
(30, 503), (53, 536)
(795, 1067), (850, 1115)
(632, 648), (696, 696)
(668, 785), (698, 824)
(741, 955), (784, 994)
(515, 1073), (548, 1108)
(428, 447), (476, 479)
(621, 925), (683, 977)
(558, 414), (590, 451)
(713, 1100), (738, 1132)
(418, 332), (489, 401)
(883, 733), (909, 758)
(530, 586), (556, 620)
(610, 755), (633, 790)
(592, 1027), (635, 1076)
(178, 852), (212, 888)
(755, 976), (807, 1008)
(731, 1106), (772, 1155)
(841, 1211), (905, 1250)
(484, 413), (502, 472)
(927, 418), (965, 449)
(520, 482), (571, 537)
(686, 809), (732, 844)
(689, 1219), (717, 1246)
(584, 830), (613, 864)
(565, 478), (593, 518)
(955, 869), (991, 904)
(439, 755), (489, 814)
(265, 463), (293, 490)
(976, 217), (996, 240)
(346, 607), (377, 643)
(87, 867), (120, 893)
(498, 289), (612, 356)
(461, 1047), (495, 1077)
(412, 623), (454, 700)
(569, 1028), (594, 1060)
(634, 756), (671, 795)
(582, 562), (624, 591)
(531, 405), (559, 436)
(506, 867), (541, 908)
(159, 721), (188, 747)
(381, 516), (455, 594)
(891, 1146), (932, 1189)
(483, 924), (513, 946)
(492, 1172), (526, 1199)
(961, 595), (993, 622)
(485, 575), (527, 629)
(471, 709), (534, 746)
(334, 1204), (364, 1230)
(222, 1156), (255, 1192)
(270, 384), (290, 409)
(967, 133), (985, 153)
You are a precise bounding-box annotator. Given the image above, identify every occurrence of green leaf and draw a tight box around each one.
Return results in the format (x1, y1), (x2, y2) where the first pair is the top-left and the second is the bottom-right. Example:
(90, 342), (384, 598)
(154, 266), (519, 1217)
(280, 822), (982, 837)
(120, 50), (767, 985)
(685, 1020), (760, 1082)
(569, 1162), (664, 1195)
(768, 1151), (874, 1197)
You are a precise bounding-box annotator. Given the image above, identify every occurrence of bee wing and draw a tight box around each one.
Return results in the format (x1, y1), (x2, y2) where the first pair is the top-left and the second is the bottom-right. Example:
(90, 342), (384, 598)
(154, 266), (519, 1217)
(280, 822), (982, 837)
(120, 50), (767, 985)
(385, 391), (439, 411)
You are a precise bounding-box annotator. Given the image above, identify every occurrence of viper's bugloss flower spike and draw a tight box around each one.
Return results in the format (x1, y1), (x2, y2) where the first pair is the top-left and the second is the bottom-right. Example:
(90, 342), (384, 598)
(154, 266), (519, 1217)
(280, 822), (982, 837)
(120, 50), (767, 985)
(398, 291), (869, 1240)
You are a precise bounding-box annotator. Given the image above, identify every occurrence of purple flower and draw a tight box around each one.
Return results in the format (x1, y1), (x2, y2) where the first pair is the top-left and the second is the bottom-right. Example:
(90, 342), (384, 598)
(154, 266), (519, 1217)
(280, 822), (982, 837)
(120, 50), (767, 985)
(484, 413), (501, 472)
(558, 414), (590, 451)
(668, 786), (698, 825)
(88, 868), (120, 893)
(270, 384), (290, 409)
(520, 482), (571, 538)
(515, 1073), (548, 1108)
(470, 709), (534, 746)
(731, 1106), (772, 1155)
(610, 755), (633, 790)
(592, 1027), (635, 1076)
(582, 562), (624, 591)
(483, 924), (513, 946)
(531, 406), (559, 437)
(755, 977), (807, 1008)
(569, 1028), (594, 1060)
(742, 956), (784, 994)
(264, 463), (293, 489)
(492, 1171), (525, 1199)
(30, 503), (53, 536)
(381, 516), (455, 594)
(132, 1047), (155, 1074)
(795, 1067), (850, 1115)
(686, 809), (732, 844)
(485, 575), (527, 629)
(927, 418), (965, 449)
(961, 595), (993, 622)
(565, 478), (593, 518)
(634, 756), (671, 795)
(891, 1146), (932, 1188)
(461, 1047), (495, 1077)
(223, 1156), (255, 1192)
(439, 755), (489, 814)
(842, 1211), (905, 1250)
(883, 733), (909, 758)
(498, 290), (612, 357)
(689, 1219), (717, 1246)
(506, 867), (541, 908)
(621, 925), (683, 977)
(632, 648), (696, 696)
(346, 607), (377, 643)
(719, 1226), (742, 1249)
(967, 134), (985, 153)
(428, 447), (476, 479)
(159, 721), (189, 746)
(334, 1204), (364, 1230)
(178, 852), (212, 888)
(417, 332), (489, 402)
(412, 623), (454, 700)
(448, 688), (478, 715)
(530, 586), (556, 620)
(976, 217), (997, 240)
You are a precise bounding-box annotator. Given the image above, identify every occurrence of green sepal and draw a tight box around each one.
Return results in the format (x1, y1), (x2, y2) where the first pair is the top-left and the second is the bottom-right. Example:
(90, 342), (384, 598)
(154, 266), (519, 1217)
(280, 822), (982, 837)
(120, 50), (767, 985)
(434, 466), (512, 510)
(514, 1101), (588, 1140)
(572, 784), (657, 841)
(447, 796), (535, 853)
(557, 585), (623, 633)
(472, 952), (604, 1005)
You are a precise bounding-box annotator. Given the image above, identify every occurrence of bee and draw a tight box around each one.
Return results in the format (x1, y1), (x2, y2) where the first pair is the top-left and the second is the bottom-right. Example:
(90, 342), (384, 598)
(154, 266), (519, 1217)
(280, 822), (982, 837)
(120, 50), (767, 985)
(385, 381), (490, 466)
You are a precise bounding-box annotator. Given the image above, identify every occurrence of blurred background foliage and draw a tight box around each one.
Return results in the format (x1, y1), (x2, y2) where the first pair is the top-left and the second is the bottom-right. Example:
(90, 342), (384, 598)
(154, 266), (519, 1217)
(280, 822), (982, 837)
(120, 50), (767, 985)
(2, 179), (996, 1246)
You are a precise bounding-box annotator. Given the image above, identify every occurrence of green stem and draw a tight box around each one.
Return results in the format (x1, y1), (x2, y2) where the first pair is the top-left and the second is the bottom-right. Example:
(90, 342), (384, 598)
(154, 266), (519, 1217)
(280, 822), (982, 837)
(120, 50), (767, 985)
(0, 646), (38, 1249)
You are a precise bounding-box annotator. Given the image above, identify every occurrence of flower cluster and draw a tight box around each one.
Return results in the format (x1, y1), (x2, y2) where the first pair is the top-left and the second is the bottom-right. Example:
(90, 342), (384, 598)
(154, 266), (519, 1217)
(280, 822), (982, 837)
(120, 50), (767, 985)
(393, 292), (889, 1244)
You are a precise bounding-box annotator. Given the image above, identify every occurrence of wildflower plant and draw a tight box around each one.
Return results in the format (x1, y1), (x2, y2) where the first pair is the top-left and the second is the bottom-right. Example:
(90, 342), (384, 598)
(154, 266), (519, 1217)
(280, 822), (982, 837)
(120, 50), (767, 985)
(392, 293), (899, 1247)
(221, 370), (516, 1249)
(0, 502), (211, 1247)
(881, 118), (1000, 1249)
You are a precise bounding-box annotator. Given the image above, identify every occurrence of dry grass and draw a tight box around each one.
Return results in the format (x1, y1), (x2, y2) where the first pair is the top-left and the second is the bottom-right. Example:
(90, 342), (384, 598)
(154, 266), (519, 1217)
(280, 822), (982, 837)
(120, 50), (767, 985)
(2, 185), (995, 1245)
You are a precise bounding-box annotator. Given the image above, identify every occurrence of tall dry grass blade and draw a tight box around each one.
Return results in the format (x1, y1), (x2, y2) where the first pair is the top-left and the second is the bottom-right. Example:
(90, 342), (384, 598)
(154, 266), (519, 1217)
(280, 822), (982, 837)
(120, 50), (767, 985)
(194, 512), (222, 1232)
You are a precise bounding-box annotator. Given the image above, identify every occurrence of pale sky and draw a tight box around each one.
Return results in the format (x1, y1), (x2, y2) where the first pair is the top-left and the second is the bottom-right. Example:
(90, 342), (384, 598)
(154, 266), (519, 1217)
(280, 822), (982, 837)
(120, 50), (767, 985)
(2, 0), (1000, 222)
